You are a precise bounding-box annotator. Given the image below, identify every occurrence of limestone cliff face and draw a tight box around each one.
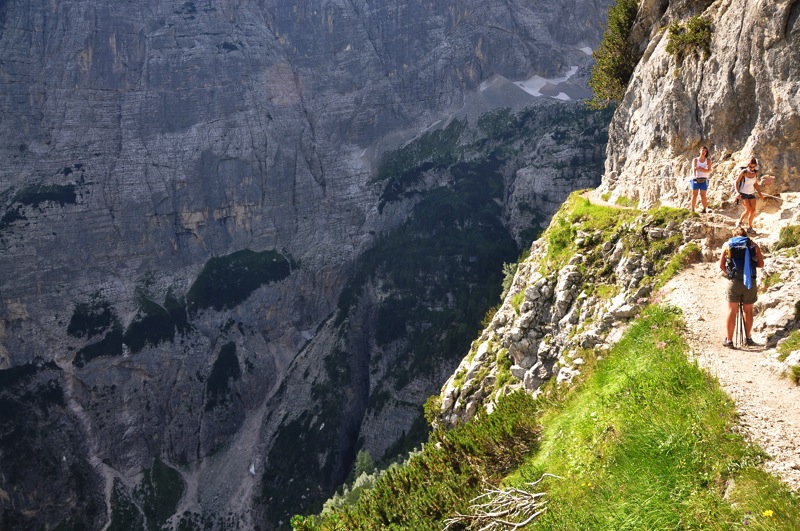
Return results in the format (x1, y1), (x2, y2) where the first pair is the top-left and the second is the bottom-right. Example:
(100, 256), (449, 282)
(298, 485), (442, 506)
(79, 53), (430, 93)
(598, 0), (800, 208)
(0, 0), (613, 529)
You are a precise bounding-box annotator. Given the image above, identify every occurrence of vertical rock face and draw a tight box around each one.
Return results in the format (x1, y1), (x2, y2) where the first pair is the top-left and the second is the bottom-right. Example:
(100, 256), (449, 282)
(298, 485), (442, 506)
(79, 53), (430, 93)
(598, 0), (800, 208)
(0, 0), (613, 528)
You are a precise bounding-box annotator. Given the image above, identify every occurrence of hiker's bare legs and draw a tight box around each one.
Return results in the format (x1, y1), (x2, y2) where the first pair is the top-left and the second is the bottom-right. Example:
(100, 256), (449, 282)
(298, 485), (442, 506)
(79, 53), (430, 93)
(744, 303), (755, 338)
(699, 189), (707, 210)
(691, 189), (699, 210)
(726, 302), (738, 341)
(739, 197), (757, 227)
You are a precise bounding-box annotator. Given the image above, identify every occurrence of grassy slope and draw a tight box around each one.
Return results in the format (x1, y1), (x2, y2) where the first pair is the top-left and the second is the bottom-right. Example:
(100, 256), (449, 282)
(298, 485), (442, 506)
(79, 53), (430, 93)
(292, 200), (800, 531)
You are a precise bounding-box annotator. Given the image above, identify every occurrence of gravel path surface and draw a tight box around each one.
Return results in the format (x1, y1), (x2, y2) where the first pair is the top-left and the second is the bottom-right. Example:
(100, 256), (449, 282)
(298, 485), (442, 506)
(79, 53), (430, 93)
(663, 262), (800, 490)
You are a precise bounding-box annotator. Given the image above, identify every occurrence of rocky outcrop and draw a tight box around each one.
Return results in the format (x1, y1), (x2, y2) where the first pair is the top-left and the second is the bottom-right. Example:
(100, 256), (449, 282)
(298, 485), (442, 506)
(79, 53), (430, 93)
(597, 0), (800, 209)
(439, 197), (699, 425)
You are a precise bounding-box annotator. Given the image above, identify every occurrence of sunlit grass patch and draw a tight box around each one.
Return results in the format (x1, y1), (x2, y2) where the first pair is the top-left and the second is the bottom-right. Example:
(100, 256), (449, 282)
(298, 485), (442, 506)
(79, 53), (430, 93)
(506, 305), (797, 529)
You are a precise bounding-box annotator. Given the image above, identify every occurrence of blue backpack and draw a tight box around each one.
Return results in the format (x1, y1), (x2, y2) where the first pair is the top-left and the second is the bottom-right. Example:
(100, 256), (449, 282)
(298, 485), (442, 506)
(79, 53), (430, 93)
(725, 236), (758, 288)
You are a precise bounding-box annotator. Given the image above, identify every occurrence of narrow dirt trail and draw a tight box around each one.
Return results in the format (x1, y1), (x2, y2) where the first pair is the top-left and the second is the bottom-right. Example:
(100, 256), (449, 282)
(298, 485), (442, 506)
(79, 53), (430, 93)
(662, 262), (800, 490)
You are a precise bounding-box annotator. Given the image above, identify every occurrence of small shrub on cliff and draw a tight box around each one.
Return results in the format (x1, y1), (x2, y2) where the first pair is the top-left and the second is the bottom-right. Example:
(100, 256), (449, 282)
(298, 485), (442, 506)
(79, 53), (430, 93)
(587, 0), (640, 109)
(666, 16), (713, 64)
(775, 225), (800, 251)
(292, 391), (540, 530)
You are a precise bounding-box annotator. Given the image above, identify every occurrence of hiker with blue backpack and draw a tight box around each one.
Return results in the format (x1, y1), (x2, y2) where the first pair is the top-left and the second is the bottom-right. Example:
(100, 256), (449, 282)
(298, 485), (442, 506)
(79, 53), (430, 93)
(719, 226), (764, 348)
(734, 157), (764, 233)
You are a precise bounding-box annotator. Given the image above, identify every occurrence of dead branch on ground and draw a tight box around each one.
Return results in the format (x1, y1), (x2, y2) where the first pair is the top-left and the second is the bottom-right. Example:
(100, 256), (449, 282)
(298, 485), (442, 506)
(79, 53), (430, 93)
(443, 474), (560, 530)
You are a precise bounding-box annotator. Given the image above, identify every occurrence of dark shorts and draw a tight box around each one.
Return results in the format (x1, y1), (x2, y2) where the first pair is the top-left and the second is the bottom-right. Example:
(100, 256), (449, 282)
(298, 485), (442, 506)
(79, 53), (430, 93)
(740, 193), (756, 200)
(691, 179), (708, 191)
(727, 279), (758, 304)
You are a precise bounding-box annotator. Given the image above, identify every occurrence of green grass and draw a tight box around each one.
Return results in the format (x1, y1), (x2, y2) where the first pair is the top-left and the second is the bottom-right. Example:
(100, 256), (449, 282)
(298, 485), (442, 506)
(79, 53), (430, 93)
(762, 270), (783, 290)
(653, 241), (702, 292)
(777, 331), (800, 362)
(542, 192), (637, 273)
(775, 225), (800, 251)
(594, 283), (618, 300)
(504, 305), (799, 529)
(614, 195), (638, 208)
(294, 305), (800, 529)
(511, 291), (525, 314)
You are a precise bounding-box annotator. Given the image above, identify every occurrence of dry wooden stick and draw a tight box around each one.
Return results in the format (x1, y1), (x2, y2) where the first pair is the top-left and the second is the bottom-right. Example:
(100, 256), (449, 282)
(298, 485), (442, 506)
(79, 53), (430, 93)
(443, 474), (561, 530)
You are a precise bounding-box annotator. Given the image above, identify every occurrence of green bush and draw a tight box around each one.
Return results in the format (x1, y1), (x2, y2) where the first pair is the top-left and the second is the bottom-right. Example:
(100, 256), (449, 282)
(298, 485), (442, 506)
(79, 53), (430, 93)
(134, 458), (185, 529)
(73, 326), (124, 368)
(67, 299), (117, 339)
(14, 184), (77, 207)
(204, 342), (241, 411)
(775, 225), (800, 251)
(292, 391), (540, 530)
(423, 395), (443, 426)
(666, 16), (713, 64)
(587, 0), (640, 109)
(501, 261), (519, 300)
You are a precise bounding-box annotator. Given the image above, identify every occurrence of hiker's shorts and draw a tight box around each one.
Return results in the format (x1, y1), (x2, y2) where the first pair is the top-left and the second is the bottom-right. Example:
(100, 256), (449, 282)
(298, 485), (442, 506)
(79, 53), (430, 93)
(740, 193), (756, 200)
(727, 279), (758, 304)
(691, 179), (708, 191)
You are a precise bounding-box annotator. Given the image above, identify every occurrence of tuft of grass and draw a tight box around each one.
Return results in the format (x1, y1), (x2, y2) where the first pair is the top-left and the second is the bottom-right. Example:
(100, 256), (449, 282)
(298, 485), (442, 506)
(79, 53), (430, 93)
(594, 283), (617, 300)
(777, 330), (800, 362)
(614, 195), (638, 208)
(762, 270), (783, 290)
(495, 348), (513, 389)
(775, 225), (800, 251)
(653, 241), (702, 292)
(511, 291), (525, 314)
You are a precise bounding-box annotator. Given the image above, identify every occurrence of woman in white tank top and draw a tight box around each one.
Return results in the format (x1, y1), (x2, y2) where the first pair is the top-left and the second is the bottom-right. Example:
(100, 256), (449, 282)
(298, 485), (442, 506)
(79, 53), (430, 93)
(690, 146), (712, 212)
(735, 157), (764, 233)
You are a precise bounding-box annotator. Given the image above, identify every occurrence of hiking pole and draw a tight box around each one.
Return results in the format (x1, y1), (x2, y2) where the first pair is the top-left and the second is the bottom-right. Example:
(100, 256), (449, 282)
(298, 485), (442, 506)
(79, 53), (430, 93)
(734, 301), (746, 348)
(761, 193), (783, 206)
